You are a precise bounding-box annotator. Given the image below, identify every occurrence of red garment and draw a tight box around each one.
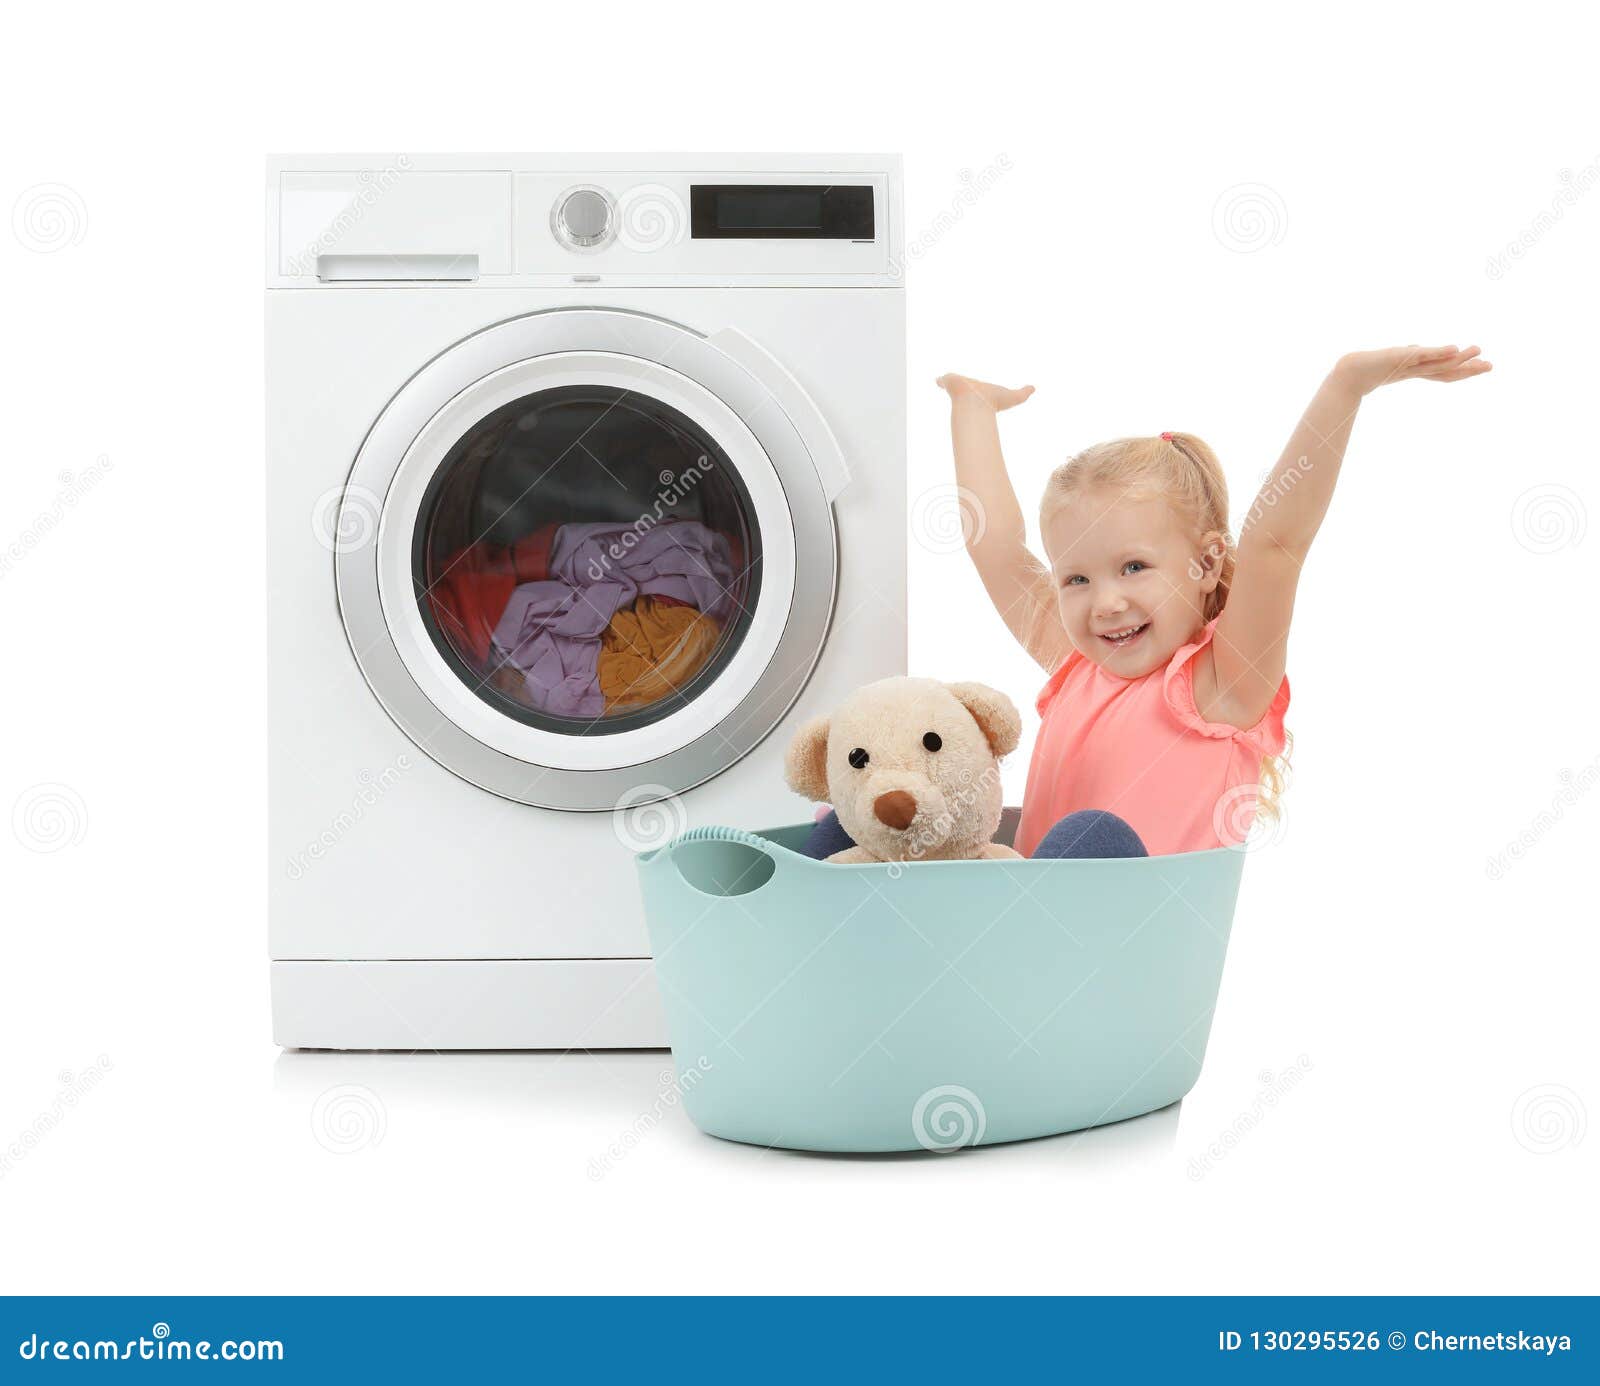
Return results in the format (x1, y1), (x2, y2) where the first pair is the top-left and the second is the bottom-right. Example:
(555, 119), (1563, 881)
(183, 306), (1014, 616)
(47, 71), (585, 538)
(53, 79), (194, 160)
(425, 524), (594, 665)
(511, 523), (559, 583)
(428, 545), (518, 666)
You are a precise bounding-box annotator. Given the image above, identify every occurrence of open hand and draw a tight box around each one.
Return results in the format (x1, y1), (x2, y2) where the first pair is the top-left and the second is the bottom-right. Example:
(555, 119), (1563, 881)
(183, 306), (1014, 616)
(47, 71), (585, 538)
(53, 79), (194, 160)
(1332, 345), (1492, 397)
(936, 374), (1036, 411)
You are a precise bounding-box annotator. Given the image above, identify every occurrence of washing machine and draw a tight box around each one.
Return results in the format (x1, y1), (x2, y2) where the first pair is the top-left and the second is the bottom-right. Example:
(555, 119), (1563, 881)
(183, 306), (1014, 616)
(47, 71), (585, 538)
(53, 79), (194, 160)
(265, 154), (906, 1049)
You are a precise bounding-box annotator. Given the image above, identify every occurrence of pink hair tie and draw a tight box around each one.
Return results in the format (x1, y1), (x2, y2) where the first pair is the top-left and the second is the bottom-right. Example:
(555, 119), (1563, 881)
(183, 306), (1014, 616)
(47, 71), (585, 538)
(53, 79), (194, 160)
(1160, 432), (1175, 441)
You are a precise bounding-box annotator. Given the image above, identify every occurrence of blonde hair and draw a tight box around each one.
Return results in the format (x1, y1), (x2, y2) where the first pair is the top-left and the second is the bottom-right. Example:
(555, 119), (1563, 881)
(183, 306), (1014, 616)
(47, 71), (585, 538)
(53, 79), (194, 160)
(1041, 431), (1290, 823)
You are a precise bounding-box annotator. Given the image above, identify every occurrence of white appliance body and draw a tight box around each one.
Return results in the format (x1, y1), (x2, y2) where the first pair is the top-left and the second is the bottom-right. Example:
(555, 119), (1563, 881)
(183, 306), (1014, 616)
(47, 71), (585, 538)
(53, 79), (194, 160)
(266, 155), (906, 1049)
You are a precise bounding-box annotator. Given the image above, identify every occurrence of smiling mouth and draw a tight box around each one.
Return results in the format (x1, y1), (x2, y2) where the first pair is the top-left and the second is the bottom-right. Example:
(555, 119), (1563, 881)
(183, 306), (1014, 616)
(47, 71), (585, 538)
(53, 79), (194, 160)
(1097, 622), (1149, 650)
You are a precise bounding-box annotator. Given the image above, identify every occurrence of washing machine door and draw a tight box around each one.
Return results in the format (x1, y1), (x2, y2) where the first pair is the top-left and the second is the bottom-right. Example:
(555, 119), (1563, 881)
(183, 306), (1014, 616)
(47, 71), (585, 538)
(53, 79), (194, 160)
(335, 308), (844, 811)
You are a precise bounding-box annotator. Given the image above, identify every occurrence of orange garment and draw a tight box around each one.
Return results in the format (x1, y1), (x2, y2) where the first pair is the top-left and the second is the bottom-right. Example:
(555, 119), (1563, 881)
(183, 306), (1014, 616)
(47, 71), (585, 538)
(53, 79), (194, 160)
(598, 596), (720, 711)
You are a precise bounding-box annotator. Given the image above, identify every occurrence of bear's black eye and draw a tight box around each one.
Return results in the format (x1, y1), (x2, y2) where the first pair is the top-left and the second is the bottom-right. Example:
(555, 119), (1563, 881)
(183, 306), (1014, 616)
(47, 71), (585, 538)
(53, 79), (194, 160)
(922, 731), (942, 752)
(848, 747), (870, 769)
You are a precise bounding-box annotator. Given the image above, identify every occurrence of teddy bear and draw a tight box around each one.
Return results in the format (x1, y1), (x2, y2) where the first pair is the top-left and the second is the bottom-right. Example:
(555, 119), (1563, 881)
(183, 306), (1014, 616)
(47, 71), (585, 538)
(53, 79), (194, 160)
(783, 676), (1024, 863)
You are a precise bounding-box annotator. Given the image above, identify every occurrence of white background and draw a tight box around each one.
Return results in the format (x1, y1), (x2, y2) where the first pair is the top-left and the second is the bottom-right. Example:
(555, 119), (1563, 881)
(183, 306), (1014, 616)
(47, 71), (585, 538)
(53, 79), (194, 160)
(2, 0), (1594, 1295)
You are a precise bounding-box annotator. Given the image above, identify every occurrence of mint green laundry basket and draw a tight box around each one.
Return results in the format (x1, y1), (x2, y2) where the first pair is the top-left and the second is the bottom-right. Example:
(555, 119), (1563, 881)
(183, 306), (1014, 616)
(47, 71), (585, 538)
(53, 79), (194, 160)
(635, 808), (1247, 1153)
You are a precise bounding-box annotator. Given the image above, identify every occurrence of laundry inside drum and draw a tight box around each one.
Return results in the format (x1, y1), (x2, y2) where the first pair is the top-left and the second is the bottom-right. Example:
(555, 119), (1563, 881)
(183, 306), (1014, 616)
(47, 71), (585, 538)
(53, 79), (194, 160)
(413, 385), (762, 736)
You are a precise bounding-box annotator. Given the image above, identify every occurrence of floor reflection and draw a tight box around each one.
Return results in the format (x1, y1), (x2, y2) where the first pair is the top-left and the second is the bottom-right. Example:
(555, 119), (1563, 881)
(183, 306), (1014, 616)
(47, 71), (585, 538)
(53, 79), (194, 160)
(273, 1050), (1181, 1168)
(273, 1048), (679, 1118)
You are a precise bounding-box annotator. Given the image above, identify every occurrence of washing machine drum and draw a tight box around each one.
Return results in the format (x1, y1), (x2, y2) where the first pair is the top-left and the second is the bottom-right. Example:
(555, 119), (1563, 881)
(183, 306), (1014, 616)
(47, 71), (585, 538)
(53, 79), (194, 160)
(334, 309), (839, 811)
(416, 385), (760, 729)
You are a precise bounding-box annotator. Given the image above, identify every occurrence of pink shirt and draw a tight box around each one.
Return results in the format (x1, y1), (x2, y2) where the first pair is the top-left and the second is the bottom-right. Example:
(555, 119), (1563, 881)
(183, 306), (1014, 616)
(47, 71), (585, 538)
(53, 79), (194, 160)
(1016, 618), (1290, 857)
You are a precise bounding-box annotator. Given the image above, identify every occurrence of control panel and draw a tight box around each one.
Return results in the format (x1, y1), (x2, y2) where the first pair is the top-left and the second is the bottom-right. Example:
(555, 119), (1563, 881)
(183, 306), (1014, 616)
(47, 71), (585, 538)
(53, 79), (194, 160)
(269, 157), (899, 285)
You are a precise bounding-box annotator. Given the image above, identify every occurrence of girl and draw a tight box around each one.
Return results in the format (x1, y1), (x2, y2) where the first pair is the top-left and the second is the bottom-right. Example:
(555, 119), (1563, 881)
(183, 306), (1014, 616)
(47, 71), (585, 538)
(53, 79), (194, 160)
(937, 344), (1490, 856)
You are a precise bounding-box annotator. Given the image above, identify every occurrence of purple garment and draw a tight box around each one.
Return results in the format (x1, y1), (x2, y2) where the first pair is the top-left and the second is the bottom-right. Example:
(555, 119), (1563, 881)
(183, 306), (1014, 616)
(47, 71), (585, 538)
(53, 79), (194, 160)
(490, 520), (738, 718)
(548, 520), (736, 622)
(490, 579), (631, 718)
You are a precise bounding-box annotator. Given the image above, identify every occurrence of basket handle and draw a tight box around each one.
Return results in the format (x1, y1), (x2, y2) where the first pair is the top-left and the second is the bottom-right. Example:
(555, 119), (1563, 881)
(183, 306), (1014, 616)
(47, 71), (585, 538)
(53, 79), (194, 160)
(651, 825), (781, 900)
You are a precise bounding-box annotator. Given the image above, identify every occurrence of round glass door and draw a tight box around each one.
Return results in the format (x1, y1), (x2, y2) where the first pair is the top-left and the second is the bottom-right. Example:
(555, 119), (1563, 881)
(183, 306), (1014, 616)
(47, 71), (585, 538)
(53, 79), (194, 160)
(336, 309), (840, 811)
(414, 385), (762, 736)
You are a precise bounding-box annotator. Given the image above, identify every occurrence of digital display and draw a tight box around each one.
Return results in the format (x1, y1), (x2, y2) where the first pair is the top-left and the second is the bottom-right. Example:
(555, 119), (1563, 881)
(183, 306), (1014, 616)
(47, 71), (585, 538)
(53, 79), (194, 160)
(716, 190), (823, 231)
(690, 184), (875, 240)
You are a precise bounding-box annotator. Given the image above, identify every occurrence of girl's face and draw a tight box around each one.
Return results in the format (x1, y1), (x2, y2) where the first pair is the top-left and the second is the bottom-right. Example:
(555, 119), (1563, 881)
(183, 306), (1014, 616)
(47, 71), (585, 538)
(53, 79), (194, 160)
(1043, 488), (1221, 679)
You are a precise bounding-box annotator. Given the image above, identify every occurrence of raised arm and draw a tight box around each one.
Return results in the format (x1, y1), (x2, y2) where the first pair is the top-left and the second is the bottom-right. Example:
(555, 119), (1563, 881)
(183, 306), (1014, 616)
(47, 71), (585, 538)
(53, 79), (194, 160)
(1201, 344), (1491, 726)
(936, 375), (1072, 673)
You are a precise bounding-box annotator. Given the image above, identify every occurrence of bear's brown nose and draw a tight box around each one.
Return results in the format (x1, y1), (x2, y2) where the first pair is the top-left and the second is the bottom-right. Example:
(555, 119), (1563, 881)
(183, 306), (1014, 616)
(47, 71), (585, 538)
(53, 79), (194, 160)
(873, 790), (917, 830)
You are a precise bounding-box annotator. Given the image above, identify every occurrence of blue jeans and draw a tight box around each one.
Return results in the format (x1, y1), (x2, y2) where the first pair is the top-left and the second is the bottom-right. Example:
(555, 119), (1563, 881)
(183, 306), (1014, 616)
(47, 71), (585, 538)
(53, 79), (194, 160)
(799, 808), (1146, 861)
